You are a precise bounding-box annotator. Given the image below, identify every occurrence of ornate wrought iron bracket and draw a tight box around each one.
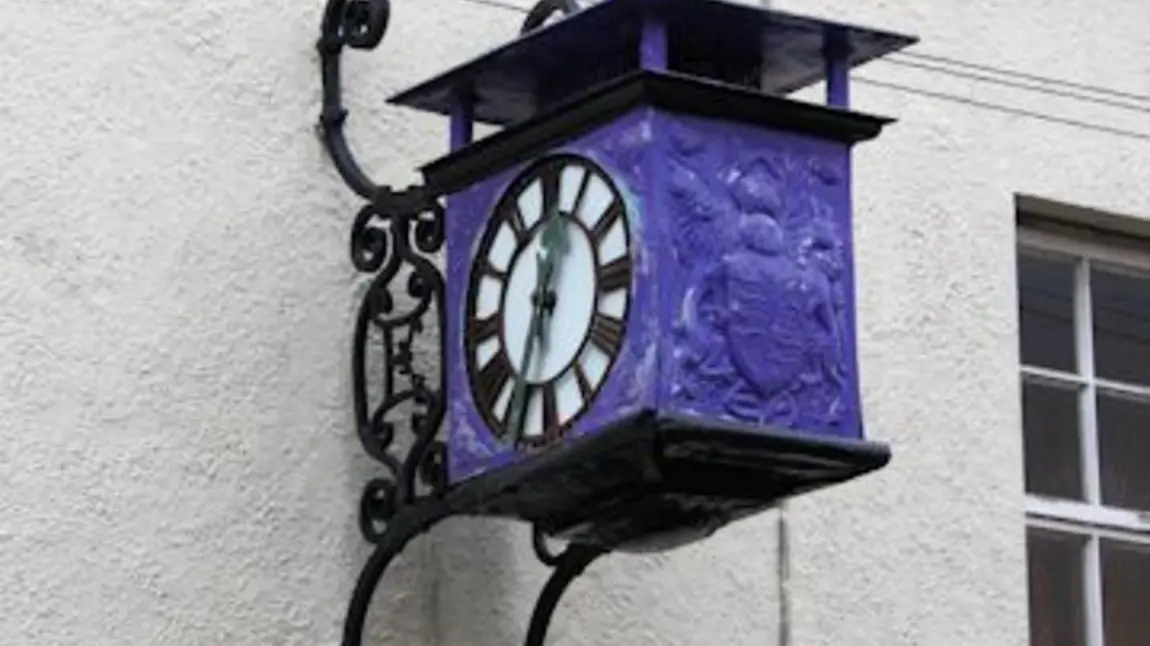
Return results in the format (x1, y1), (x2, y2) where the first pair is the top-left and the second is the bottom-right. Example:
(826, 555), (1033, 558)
(316, 2), (591, 645)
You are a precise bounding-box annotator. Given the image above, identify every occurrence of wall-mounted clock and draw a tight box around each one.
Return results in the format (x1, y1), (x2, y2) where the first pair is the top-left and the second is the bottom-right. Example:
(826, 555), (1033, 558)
(464, 154), (633, 449)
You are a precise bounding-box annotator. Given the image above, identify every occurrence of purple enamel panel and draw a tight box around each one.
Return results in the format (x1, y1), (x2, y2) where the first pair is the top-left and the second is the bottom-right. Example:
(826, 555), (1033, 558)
(445, 108), (659, 484)
(446, 106), (862, 485)
(655, 111), (862, 440)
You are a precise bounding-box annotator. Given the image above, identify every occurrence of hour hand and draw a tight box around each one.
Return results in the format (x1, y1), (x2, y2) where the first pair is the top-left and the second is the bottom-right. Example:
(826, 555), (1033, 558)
(533, 257), (557, 344)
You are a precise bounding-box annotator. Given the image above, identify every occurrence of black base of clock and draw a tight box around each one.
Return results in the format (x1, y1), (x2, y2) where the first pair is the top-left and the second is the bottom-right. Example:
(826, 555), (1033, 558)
(460, 411), (891, 553)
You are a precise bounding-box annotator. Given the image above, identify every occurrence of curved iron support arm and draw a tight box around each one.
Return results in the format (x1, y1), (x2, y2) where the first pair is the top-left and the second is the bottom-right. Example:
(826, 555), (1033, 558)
(343, 504), (454, 646)
(524, 541), (607, 646)
(318, 0), (584, 199)
(318, 0), (391, 199)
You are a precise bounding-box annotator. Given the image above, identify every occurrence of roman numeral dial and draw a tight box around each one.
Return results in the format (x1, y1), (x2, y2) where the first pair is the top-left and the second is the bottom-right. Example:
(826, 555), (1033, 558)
(464, 154), (633, 451)
(475, 352), (513, 415)
(597, 257), (631, 295)
(589, 313), (624, 353)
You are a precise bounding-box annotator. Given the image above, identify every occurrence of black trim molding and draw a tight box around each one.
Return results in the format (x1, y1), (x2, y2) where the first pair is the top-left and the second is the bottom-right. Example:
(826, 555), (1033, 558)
(422, 69), (894, 196)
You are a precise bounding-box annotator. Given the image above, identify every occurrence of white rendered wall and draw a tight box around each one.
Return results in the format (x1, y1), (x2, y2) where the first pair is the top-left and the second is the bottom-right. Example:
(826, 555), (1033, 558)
(2, 1), (1149, 645)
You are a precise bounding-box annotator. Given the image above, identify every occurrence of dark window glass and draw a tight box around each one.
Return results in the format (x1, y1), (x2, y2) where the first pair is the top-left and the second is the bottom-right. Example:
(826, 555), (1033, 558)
(1018, 253), (1077, 372)
(1092, 266), (1150, 386)
(1022, 380), (1084, 500)
(1101, 538), (1150, 646)
(1097, 393), (1150, 511)
(1027, 527), (1086, 646)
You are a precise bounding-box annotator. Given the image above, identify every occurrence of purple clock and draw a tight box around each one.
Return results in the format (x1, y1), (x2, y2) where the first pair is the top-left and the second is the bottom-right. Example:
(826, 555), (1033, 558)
(388, 0), (917, 550)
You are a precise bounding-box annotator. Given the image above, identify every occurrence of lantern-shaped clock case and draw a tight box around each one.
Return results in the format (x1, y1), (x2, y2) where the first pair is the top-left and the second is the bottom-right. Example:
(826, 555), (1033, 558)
(389, 0), (917, 550)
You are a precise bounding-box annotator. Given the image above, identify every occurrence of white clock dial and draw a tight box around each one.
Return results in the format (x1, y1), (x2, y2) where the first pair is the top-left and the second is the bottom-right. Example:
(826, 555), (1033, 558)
(464, 154), (633, 448)
(503, 216), (595, 383)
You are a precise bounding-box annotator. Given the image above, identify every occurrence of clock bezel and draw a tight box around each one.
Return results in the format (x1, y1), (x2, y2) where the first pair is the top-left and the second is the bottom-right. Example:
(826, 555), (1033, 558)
(463, 152), (634, 451)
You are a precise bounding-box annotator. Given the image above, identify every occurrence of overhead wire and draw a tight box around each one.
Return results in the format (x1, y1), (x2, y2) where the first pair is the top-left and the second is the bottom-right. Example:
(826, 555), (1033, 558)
(447, 0), (1150, 142)
(457, 0), (534, 13)
(851, 77), (1150, 142)
(895, 51), (1150, 105)
(880, 57), (1150, 115)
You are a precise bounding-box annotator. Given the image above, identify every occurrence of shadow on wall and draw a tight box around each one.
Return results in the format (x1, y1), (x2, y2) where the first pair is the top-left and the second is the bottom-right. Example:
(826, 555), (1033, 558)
(341, 274), (443, 645)
(433, 517), (530, 646)
(341, 426), (442, 643)
(340, 267), (521, 644)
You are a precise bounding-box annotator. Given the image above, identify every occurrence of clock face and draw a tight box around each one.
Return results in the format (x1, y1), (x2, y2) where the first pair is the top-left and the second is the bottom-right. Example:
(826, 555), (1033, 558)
(464, 154), (633, 449)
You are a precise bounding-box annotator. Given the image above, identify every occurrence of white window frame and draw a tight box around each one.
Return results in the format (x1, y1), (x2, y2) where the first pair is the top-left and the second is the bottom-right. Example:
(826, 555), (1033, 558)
(1018, 226), (1150, 646)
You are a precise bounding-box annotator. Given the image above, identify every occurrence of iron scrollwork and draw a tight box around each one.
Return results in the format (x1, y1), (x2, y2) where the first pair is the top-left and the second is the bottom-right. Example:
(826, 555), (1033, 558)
(317, 1), (592, 646)
(350, 184), (448, 543)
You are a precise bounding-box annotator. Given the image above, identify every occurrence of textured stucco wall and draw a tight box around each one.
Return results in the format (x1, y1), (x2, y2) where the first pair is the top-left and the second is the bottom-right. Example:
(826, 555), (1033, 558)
(3, 0), (1149, 645)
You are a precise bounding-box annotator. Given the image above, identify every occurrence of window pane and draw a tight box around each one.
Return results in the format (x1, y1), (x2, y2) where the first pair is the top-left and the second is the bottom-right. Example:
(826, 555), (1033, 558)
(1097, 393), (1150, 511)
(1022, 380), (1083, 500)
(1102, 538), (1150, 646)
(1093, 266), (1150, 386)
(1027, 527), (1086, 646)
(1018, 253), (1077, 372)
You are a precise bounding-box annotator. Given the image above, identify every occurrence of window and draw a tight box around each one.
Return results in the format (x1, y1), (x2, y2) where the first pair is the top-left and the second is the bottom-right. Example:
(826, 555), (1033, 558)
(1018, 225), (1150, 646)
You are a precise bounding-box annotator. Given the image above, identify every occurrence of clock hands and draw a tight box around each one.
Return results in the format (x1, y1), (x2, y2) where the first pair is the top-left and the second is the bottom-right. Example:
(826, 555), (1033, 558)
(506, 212), (570, 442)
(506, 259), (549, 437)
(534, 211), (571, 349)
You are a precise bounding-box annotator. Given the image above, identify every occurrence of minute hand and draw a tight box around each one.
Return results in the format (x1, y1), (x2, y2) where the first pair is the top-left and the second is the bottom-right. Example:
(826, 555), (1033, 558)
(507, 253), (554, 440)
(507, 215), (569, 441)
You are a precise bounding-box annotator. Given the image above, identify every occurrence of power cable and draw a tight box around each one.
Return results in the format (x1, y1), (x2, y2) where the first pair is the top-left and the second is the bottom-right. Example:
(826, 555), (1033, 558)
(881, 57), (1150, 115)
(896, 51), (1150, 105)
(853, 77), (1150, 142)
